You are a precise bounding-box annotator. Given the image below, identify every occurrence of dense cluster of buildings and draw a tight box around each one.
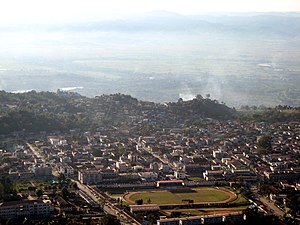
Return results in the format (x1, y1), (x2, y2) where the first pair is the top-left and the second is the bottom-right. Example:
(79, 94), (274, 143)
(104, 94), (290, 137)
(1, 110), (300, 222)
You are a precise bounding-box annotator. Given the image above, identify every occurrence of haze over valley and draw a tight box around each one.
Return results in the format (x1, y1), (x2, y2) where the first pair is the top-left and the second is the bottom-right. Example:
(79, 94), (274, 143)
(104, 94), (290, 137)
(1, 12), (300, 106)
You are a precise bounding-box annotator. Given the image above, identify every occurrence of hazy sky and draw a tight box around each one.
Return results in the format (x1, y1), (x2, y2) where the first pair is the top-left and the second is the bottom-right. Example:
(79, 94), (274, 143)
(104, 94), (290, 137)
(1, 0), (300, 24)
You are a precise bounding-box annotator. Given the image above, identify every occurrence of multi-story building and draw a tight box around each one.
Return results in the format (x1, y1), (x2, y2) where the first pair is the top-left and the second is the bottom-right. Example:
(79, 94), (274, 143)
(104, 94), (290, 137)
(32, 164), (52, 178)
(8, 171), (35, 181)
(0, 200), (54, 219)
(78, 170), (102, 184)
(59, 164), (75, 178)
(101, 169), (118, 180)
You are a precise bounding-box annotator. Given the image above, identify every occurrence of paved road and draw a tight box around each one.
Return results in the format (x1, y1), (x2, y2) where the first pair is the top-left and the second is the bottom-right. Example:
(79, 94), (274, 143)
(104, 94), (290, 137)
(27, 143), (45, 163)
(250, 185), (285, 218)
(78, 189), (99, 208)
(75, 181), (102, 205)
(75, 182), (141, 225)
(91, 186), (142, 225)
(259, 196), (285, 218)
(138, 142), (175, 171)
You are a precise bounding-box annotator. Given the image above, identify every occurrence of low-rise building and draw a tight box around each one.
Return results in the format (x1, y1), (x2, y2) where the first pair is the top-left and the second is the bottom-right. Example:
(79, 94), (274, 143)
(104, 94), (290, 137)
(139, 172), (158, 181)
(156, 180), (184, 188)
(203, 170), (224, 181)
(264, 171), (299, 182)
(116, 162), (128, 173)
(174, 171), (186, 180)
(157, 212), (245, 225)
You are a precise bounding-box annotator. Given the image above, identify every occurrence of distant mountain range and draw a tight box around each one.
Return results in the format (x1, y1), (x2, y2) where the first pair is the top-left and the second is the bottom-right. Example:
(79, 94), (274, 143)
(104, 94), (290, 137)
(2, 11), (300, 37)
(50, 12), (300, 37)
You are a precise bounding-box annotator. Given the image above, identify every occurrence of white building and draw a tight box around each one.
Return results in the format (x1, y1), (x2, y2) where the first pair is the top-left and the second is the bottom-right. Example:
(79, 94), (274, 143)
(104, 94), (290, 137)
(0, 200), (54, 219)
(128, 153), (137, 163)
(203, 170), (224, 181)
(138, 172), (158, 181)
(78, 170), (102, 184)
(213, 150), (223, 159)
(160, 164), (170, 173)
(49, 138), (60, 146)
(59, 164), (75, 177)
(150, 162), (160, 171)
(116, 162), (128, 173)
(174, 171), (186, 180)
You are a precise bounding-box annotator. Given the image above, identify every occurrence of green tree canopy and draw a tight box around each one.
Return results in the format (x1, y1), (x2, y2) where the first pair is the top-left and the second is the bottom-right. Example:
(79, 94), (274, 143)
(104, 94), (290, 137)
(36, 189), (43, 198)
(257, 135), (272, 155)
(100, 214), (120, 225)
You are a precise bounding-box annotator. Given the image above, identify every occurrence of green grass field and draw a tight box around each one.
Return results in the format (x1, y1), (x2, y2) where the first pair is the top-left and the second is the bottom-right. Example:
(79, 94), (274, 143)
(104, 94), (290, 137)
(228, 194), (249, 205)
(126, 188), (234, 205)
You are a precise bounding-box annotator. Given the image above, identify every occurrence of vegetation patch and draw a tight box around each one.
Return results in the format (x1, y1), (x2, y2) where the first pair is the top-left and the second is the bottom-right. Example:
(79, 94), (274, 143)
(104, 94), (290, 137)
(228, 194), (249, 205)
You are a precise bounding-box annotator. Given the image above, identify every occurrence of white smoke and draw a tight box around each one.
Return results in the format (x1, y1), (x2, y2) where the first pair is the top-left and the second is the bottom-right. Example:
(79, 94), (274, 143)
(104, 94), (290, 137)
(60, 86), (84, 91)
(179, 82), (196, 101)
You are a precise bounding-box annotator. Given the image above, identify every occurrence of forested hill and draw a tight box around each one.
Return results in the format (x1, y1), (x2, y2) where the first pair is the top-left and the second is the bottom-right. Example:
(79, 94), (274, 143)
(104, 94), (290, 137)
(0, 91), (237, 135)
(0, 90), (85, 134)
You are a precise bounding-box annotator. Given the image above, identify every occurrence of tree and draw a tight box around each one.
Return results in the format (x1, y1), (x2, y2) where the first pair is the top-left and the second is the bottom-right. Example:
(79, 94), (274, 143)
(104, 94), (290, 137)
(257, 135), (272, 155)
(283, 214), (298, 225)
(72, 182), (78, 190)
(177, 98), (183, 103)
(62, 187), (69, 198)
(258, 183), (271, 195)
(28, 186), (36, 192)
(36, 189), (43, 198)
(0, 183), (4, 201)
(100, 214), (120, 225)
(170, 211), (182, 217)
(286, 195), (300, 219)
(92, 148), (102, 157)
(135, 199), (143, 205)
(147, 198), (151, 204)
(146, 213), (160, 224)
(58, 173), (66, 184)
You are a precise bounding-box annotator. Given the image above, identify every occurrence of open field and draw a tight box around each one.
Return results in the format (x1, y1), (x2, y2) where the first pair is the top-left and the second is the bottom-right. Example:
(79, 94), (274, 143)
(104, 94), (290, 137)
(124, 188), (236, 205)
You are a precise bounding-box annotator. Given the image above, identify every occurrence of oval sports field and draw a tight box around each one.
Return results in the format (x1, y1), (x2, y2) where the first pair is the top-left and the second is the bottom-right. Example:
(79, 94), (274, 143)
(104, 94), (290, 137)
(124, 187), (236, 205)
